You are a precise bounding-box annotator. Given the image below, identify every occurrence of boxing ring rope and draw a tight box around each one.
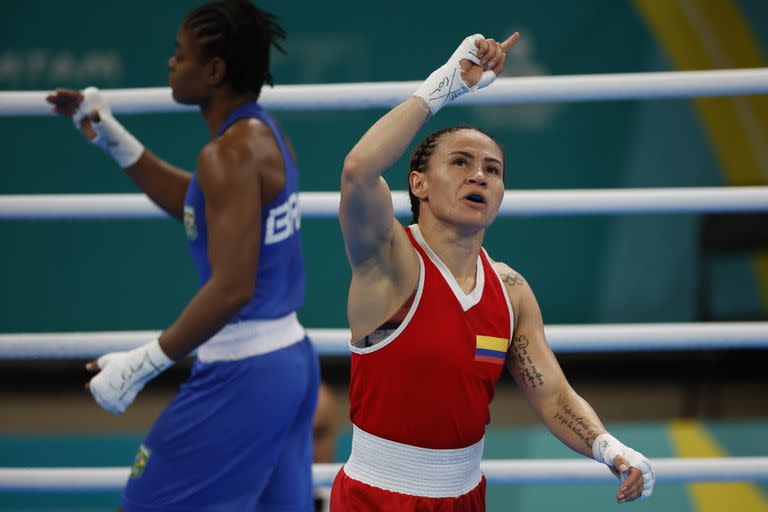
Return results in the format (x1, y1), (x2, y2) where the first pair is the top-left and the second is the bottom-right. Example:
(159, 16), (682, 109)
(2, 68), (768, 116)
(1, 187), (768, 220)
(1, 322), (767, 359)
(2, 458), (767, 491)
(3, 68), (768, 494)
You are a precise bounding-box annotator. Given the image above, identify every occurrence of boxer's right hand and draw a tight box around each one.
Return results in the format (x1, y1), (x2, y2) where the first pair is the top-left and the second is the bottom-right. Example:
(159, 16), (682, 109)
(413, 32), (520, 116)
(46, 87), (144, 168)
(46, 88), (96, 141)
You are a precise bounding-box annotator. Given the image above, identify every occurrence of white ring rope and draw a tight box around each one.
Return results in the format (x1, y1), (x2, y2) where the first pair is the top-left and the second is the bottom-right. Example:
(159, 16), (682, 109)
(1, 457), (766, 491)
(2, 68), (768, 116)
(1, 72), (765, 498)
(2, 187), (767, 220)
(1, 322), (766, 359)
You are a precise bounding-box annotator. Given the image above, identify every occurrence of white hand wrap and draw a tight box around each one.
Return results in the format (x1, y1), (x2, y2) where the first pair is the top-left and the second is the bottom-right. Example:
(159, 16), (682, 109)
(413, 34), (497, 116)
(73, 86), (144, 168)
(593, 433), (655, 499)
(88, 339), (173, 415)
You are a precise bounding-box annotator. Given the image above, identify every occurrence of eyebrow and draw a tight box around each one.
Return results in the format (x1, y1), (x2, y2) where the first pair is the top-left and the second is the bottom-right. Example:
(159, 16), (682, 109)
(449, 151), (503, 167)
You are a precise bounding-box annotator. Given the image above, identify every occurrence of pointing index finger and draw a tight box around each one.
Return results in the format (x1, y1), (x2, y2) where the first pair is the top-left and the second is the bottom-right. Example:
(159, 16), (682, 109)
(500, 32), (521, 51)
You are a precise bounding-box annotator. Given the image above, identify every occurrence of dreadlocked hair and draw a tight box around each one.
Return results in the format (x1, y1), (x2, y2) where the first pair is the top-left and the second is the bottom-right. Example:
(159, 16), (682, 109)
(407, 125), (502, 223)
(184, 0), (286, 97)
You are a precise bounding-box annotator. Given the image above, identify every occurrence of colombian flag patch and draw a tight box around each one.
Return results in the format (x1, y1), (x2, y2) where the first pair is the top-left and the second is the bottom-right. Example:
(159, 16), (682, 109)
(474, 335), (508, 365)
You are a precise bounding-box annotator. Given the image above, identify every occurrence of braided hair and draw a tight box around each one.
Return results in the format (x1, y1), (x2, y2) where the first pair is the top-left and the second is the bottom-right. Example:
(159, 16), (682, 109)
(408, 126), (502, 223)
(183, 0), (286, 98)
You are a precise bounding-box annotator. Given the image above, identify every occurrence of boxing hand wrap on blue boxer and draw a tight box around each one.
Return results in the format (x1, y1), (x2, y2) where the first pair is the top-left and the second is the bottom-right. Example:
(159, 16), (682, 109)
(88, 339), (173, 415)
(413, 34), (497, 116)
(592, 433), (655, 499)
(73, 87), (144, 168)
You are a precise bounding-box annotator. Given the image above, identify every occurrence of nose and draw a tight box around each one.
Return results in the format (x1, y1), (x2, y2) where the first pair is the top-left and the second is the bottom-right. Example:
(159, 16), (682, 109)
(467, 166), (488, 187)
(168, 56), (176, 71)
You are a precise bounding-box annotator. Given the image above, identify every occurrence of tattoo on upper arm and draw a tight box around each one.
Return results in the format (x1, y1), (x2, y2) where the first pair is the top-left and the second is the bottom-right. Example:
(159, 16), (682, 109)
(508, 335), (544, 388)
(500, 271), (524, 286)
(553, 404), (599, 450)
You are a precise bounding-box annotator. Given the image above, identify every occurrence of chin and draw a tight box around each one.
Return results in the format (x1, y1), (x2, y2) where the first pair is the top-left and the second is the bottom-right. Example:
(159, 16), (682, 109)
(451, 214), (492, 233)
(170, 89), (188, 104)
(471, 214), (498, 230)
(171, 91), (201, 106)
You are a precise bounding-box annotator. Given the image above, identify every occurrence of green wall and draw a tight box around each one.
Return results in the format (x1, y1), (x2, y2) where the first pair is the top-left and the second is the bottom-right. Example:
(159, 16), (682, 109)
(2, 0), (765, 333)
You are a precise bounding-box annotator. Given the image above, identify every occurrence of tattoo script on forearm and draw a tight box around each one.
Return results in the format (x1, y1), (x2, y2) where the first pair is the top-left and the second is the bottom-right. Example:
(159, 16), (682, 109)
(553, 404), (600, 450)
(508, 335), (544, 389)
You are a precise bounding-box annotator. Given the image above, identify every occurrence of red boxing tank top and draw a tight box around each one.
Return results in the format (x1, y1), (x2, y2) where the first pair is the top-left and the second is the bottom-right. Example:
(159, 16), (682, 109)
(349, 225), (514, 449)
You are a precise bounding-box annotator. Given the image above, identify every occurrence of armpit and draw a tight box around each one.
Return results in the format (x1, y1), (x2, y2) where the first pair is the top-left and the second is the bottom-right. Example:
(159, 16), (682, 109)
(351, 290), (415, 349)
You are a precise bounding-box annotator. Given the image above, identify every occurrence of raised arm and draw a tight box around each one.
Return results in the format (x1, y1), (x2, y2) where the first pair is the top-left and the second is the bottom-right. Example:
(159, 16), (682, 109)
(47, 87), (191, 220)
(339, 98), (429, 265)
(494, 262), (654, 503)
(340, 33), (519, 268)
(340, 33), (519, 338)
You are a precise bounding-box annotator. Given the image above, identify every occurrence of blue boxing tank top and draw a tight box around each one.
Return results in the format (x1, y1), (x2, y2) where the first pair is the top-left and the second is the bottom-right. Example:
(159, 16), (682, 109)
(183, 101), (304, 321)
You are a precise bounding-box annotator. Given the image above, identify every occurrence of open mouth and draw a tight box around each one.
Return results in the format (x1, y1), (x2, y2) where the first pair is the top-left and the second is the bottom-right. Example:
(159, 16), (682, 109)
(465, 194), (485, 204)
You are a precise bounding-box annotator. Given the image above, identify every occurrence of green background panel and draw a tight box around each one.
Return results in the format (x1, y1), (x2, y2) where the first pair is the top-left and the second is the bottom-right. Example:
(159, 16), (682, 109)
(3, 1), (766, 332)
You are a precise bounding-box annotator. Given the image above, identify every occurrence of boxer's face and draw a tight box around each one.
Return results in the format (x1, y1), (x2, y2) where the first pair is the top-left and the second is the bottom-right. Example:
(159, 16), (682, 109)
(168, 26), (217, 105)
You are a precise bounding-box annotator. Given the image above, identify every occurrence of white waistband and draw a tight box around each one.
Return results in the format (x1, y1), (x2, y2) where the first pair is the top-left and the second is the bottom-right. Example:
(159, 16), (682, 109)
(343, 425), (484, 498)
(196, 312), (306, 362)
